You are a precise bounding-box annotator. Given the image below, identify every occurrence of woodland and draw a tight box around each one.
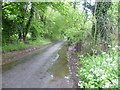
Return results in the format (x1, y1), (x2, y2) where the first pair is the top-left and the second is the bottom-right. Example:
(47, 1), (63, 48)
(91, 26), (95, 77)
(2, 1), (119, 88)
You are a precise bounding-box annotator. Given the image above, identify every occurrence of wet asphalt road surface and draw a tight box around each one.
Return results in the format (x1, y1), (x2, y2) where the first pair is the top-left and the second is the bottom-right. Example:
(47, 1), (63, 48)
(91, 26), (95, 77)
(2, 40), (71, 88)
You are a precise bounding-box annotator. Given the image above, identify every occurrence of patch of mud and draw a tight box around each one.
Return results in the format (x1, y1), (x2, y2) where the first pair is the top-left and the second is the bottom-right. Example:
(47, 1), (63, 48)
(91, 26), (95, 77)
(68, 46), (80, 88)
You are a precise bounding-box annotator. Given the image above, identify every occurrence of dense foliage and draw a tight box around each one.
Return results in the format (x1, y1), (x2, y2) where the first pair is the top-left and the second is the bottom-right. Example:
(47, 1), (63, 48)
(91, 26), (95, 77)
(2, 2), (89, 52)
(2, 2), (87, 45)
(77, 47), (118, 88)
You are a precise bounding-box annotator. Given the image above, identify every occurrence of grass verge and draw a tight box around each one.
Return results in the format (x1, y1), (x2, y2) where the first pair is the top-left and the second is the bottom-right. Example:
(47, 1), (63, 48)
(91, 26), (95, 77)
(2, 39), (51, 52)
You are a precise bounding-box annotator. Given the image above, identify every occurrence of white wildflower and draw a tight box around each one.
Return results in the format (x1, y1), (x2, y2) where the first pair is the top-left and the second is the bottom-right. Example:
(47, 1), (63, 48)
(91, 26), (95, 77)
(114, 57), (118, 59)
(78, 83), (81, 86)
(51, 75), (54, 79)
(80, 55), (84, 57)
(88, 74), (93, 78)
(106, 58), (112, 61)
(102, 61), (107, 65)
(104, 84), (109, 88)
(93, 70), (97, 74)
(64, 76), (69, 79)
(110, 63), (116, 67)
(112, 79), (118, 84)
(79, 80), (82, 83)
(100, 75), (106, 79)
(109, 68), (113, 70)
(91, 85), (95, 88)
(104, 81), (111, 88)
(99, 69), (103, 72)
(115, 45), (118, 48)
(96, 73), (100, 77)
(102, 52), (106, 54)
(78, 82), (83, 87)
(108, 45), (111, 47)
(112, 48), (116, 50)
(90, 69), (94, 72)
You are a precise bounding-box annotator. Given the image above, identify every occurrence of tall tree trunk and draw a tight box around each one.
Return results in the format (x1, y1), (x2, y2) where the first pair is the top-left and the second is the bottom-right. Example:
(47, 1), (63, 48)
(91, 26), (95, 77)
(83, 0), (88, 24)
(118, 2), (120, 47)
(23, 2), (34, 43)
(92, 1), (112, 43)
(18, 3), (28, 42)
(18, 31), (22, 41)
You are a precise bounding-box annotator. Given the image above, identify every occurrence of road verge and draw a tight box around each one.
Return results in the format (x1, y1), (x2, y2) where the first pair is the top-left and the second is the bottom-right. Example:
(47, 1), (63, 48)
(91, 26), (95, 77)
(68, 46), (80, 88)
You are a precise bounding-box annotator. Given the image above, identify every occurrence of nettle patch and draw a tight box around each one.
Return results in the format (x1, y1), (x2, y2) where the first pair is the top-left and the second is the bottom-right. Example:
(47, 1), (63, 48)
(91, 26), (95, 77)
(77, 45), (118, 88)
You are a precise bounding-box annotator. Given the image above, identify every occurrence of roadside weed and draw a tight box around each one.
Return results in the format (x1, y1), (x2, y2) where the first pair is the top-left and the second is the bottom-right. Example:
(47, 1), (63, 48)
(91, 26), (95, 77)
(77, 48), (118, 88)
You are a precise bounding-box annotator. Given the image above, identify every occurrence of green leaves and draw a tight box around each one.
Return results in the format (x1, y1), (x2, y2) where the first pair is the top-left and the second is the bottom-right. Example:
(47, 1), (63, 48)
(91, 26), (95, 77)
(77, 49), (118, 88)
(2, 1), (89, 44)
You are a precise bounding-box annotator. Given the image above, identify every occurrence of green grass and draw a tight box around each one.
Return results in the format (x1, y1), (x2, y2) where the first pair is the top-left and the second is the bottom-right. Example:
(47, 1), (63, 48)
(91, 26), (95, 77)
(77, 47), (118, 88)
(2, 39), (51, 52)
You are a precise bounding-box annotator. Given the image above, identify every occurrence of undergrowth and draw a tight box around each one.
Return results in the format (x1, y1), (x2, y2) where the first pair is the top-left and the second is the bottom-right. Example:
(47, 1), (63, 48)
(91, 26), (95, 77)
(77, 45), (118, 88)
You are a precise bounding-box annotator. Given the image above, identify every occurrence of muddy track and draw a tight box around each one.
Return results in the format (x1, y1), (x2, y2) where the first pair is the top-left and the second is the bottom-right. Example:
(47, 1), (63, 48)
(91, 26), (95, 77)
(68, 46), (80, 88)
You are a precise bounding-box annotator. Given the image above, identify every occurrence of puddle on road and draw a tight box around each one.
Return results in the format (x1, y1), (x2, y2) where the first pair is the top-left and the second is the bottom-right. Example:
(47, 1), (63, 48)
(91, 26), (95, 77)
(48, 56), (69, 79)
(48, 44), (69, 78)
(47, 44), (72, 87)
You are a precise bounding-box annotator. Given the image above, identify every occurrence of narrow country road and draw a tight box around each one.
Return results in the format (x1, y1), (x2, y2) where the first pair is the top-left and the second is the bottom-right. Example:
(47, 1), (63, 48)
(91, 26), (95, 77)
(2, 40), (71, 88)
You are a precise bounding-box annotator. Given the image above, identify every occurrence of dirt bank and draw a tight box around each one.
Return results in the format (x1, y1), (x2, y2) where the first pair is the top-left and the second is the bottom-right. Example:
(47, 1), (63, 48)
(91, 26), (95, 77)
(68, 46), (80, 88)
